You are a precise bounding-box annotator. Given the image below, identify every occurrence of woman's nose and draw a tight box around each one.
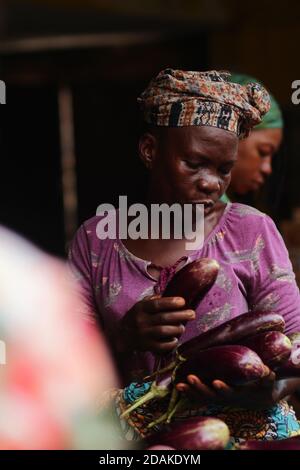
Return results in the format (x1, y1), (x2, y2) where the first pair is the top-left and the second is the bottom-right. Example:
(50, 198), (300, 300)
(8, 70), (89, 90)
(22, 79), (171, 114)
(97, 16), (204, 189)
(197, 175), (220, 194)
(261, 157), (272, 176)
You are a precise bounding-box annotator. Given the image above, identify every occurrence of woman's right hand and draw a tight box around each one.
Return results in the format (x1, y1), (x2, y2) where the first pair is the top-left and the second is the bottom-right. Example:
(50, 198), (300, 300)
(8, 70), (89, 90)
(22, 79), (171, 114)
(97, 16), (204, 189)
(120, 296), (195, 355)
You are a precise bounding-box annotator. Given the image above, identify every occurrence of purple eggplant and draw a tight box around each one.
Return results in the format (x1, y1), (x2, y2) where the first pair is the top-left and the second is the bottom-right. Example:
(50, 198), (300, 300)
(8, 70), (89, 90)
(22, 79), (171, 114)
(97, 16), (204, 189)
(146, 445), (175, 450)
(122, 258), (219, 417)
(176, 345), (269, 386)
(121, 344), (268, 419)
(239, 331), (292, 369)
(145, 416), (230, 450)
(179, 311), (285, 357)
(121, 313), (280, 418)
(163, 258), (220, 310)
(275, 332), (300, 378)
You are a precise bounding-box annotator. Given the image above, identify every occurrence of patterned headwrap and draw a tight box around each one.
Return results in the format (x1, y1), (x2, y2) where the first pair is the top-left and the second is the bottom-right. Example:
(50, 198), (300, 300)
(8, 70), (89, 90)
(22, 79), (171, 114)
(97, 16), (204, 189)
(138, 68), (271, 138)
(229, 73), (283, 130)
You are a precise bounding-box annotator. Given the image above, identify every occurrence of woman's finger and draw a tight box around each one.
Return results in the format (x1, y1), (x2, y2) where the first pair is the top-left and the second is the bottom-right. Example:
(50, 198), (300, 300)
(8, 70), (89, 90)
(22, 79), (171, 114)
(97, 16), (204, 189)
(146, 325), (185, 339)
(187, 374), (217, 399)
(144, 296), (185, 313)
(260, 370), (276, 387)
(212, 380), (233, 398)
(147, 338), (179, 354)
(176, 383), (191, 393)
(150, 309), (195, 326)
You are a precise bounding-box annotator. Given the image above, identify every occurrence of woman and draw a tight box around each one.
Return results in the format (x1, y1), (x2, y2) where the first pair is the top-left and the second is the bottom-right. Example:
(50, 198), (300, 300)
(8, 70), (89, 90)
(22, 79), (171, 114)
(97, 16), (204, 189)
(222, 73), (283, 202)
(69, 69), (300, 443)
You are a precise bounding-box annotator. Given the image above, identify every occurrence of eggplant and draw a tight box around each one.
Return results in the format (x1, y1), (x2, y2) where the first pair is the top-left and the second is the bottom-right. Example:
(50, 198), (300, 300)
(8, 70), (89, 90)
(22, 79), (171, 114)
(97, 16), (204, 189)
(145, 416), (230, 450)
(239, 331), (292, 369)
(127, 258), (219, 416)
(238, 436), (300, 450)
(146, 445), (175, 450)
(121, 313), (280, 419)
(163, 258), (220, 310)
(121, 344), (268, 419)
(275, 332), (300, 378)
(179, 311), (285, 357)
(176, 345), (269, 386)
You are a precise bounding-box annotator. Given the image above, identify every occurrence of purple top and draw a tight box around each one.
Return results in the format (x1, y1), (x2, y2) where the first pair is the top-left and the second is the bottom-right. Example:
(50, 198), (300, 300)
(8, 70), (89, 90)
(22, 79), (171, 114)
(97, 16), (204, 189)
(69, 203), (300, 385)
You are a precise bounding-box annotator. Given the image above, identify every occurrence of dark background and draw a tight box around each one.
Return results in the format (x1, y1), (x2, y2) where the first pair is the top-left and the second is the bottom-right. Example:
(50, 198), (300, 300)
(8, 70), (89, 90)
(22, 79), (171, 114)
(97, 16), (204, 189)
(0, 0), (299, 257)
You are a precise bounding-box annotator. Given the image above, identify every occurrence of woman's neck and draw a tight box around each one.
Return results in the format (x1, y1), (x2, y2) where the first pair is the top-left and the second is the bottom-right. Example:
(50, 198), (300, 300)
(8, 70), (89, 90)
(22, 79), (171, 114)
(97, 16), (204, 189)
(121, 201), (227, 267)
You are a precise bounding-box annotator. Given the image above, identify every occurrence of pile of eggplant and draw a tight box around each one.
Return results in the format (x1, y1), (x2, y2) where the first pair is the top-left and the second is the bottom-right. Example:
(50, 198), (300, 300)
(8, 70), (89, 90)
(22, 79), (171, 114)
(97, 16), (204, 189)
(121, 258), (300, 450)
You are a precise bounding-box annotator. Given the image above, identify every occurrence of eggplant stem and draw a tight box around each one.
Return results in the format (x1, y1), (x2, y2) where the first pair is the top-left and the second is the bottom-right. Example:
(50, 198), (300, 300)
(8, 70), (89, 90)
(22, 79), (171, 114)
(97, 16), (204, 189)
(162, 352), (189, 423)
(144, 361), (177, 381)
(147, 396), (189, 428)
(166, 397), (188, 423)
(175, 349), (187, 364)
(143, 349), (186, 381)
(153, 356), (162, 378)
(166, 387), (179, 416)
(120, 390), (156, 419)
(123, 349), (187, 420)
(147, 411), (169, 429)
(120, 383), (170, 419)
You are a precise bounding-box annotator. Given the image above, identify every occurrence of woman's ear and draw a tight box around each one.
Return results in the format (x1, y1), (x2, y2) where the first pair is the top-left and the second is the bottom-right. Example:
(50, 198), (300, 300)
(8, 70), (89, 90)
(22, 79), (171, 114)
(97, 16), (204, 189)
(138, 132), (159, 170)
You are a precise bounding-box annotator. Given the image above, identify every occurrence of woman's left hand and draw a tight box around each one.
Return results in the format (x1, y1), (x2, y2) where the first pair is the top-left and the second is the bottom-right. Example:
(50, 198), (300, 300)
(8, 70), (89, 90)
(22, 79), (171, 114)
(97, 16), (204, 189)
(176, 373), (300, 409)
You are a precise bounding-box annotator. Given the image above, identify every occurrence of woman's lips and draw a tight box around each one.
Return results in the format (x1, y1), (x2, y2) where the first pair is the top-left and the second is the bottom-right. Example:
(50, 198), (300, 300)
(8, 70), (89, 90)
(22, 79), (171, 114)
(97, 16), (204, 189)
(191, 201), (214, 215)
(191, 200), (214, 208)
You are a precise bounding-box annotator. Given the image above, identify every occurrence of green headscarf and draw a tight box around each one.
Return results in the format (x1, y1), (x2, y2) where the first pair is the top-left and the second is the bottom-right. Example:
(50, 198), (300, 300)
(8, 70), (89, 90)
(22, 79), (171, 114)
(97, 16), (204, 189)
(229, 73), (283, 130)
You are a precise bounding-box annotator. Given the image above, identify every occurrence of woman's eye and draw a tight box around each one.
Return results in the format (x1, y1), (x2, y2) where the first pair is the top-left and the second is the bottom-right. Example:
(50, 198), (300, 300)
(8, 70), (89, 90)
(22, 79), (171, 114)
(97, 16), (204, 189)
(185, 160), (200, 169)
(259, 150), (271, 158)
(258, 147), (273, 158)
(219, 167), (232, 176)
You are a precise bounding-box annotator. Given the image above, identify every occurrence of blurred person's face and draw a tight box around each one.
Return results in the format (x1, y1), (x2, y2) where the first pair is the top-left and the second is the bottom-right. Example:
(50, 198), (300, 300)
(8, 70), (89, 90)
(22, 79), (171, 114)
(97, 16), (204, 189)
(139, 126), (238, 214)
(229, 128), (283, 195)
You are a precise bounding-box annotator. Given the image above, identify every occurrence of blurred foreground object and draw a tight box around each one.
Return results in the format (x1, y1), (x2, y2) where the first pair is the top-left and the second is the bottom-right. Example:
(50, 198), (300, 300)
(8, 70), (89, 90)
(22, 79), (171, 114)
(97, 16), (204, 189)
(0, 226), (124, 449)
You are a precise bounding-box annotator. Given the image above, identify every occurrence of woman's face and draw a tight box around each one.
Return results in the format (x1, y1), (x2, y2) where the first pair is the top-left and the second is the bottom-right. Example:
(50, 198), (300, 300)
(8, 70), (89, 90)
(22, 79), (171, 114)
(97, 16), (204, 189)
(229, 128), (283, 195)
(139, 126), (238, 213)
